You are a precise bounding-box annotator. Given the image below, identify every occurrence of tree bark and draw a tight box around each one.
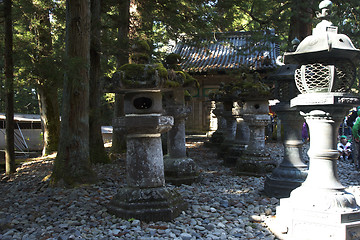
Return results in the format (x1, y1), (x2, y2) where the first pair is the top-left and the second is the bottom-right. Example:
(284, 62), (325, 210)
(37, 85), (60, 156)
(89, 0), (110, 163)
(112, 0), (129, 153)
(34, 1), (60, 156)
(51, 0), (96, 187)
(4, 0), (15, 175)
(288, 0), (314, 43)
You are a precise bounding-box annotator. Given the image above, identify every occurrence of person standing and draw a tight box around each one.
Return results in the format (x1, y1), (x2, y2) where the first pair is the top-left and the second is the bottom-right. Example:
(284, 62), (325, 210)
(351, 107), (360, 169)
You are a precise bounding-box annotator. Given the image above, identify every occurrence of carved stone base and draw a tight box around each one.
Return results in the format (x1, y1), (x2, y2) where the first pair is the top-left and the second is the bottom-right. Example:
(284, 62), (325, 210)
(236, 151), (276, 175)
(164, 156), (199, 185)
(219, 142), (246, 167)
(107, 187), (187, 222)
(264, 166), (308, 198)
(275, 189), (360, 240)
(205, 131), (225, 148)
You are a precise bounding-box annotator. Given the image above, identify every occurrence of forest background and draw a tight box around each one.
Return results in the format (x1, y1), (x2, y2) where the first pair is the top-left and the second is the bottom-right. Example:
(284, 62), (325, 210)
(2, 0), (359, 118)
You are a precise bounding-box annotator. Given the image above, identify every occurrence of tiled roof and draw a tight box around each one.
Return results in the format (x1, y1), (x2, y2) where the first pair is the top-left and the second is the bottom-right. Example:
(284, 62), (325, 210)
(172, 31), (280, 73)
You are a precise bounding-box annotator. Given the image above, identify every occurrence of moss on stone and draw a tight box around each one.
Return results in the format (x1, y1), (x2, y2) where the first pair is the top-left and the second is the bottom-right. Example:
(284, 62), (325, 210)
(119, 64), (146, 80)
(184, 72), (200, 88)
(174, 71), (186, 81)
(130, 53), (150, 64)
(165, 53), (181, 66)
(211, 70), (271, 102)
(117, 63), (171, 88)
(132, 39), (151, 53)
(165, 80), (181, 88)
(155, 63), (168, 80)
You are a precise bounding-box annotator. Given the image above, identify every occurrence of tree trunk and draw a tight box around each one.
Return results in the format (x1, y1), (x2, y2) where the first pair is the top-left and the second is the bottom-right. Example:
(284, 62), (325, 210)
(288, 0), (314, 43)
(112, 0), (129, 153)
(89, 0), (110, 163)
(37, 85), (60, 156)
(4, 0), (15, 175)
(51, 0), (96, 187)
(34, 1), (60, 156)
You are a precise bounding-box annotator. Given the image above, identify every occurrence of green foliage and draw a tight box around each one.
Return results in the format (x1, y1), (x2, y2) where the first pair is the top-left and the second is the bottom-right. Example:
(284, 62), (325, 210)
(2, 0), (359, 113)
(13, 84), (39, 114)
(0, 0), (66, 114)
(331, 0), (360, 47)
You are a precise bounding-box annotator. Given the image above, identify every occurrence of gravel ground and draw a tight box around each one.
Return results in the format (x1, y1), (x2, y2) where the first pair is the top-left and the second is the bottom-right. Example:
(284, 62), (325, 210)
(1, 140), (360, 240)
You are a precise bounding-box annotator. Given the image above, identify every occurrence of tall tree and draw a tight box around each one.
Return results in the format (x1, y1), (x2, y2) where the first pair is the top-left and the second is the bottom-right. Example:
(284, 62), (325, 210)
(12, 0), (64, 155)
(288, 0), (314, 43)
(103, 0), (130, 153)
(332, 0), (360, 47)
(33, 0), (61, 156)
(89, 0), (110, 163)
(51, 0), (96, 187)
(4, 0), (15, 174)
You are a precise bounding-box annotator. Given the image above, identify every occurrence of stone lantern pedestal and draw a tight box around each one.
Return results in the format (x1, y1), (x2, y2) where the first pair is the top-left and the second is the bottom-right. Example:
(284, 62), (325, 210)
(164, 89), (199, 185)
(264, 102), (308, 198)
(236, 118), (250, 145)
(275, 93), (360, 239)
(218, 101), (244, 166)
(108, 90), (187, 222)
(208, 102), (227, 147)
(236, 99), (275, 175)
(235, 102), (250, 147)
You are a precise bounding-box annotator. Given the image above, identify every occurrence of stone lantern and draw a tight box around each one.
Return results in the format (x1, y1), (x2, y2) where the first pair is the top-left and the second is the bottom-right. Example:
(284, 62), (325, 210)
(207, 102), (227, 147)
(274, 1), (360, 239)
(219, 99), (240, 166)
(163, 88), (199, 185)
(207, 84), (243, 166)
(237, 98), (274, 174)
(263, 64), (308, 198)
(162, 54), (199, 185)
(235, 101), (250, 146)
(235, 72), (276, 175)
(106, 63), (187, 222)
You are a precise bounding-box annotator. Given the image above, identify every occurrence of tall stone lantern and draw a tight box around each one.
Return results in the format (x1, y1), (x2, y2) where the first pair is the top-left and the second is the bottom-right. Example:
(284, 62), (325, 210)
(264, 64), (308, 198)
(207, 102), (227, 147)
(274, 1), (360, 239)
(162, 53), (199, 185)
(163, 88), (199, 185)
(235, 72), (276, 175)
(106, 63), (187, 222)
(208, 84), (243, 166)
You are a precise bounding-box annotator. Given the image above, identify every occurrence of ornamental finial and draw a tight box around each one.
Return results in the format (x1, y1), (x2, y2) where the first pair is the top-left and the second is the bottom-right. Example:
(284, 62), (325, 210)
(317, 0), (333, 20)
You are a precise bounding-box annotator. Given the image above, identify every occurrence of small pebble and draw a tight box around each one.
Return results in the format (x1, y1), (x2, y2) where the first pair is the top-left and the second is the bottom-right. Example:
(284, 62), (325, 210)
(180, 232), (192, 240)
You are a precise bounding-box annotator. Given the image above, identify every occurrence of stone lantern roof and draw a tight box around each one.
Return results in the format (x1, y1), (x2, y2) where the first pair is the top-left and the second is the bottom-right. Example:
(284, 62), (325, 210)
(284, 0), (360, 64)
